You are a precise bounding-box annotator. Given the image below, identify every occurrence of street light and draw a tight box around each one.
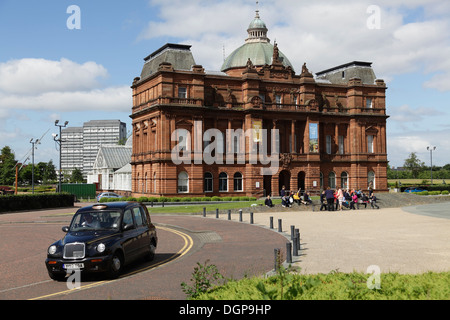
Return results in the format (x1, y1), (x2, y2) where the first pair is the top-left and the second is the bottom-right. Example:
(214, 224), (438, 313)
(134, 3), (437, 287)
(427, 146), (436, 185)
(29, 138), (40, 194)
(54, 120), (69, 192)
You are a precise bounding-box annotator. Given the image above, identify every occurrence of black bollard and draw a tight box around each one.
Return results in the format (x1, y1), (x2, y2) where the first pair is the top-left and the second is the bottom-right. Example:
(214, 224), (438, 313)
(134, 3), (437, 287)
(278, 219), (282, 232)
(203, 207), (206, 217)
(293, 236), (298, 256)
(162, 201), (164, 208)
(250, 212), (254, 224)
(216, 208), (219, 218)
(270, 217), (274, 229)
(290, 225), (295, 241)
(295, 229), (300, 251)
(228, 209), (231, 220)
(239, 209), (243, 222)
(286, 242), (292, 264)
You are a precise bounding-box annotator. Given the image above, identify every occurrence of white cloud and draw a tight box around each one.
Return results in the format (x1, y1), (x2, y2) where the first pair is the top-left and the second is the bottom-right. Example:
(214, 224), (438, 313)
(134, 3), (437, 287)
(139, 0), (450, 92)
(0, 58), (131, 113)
(0, 58), (108, 95)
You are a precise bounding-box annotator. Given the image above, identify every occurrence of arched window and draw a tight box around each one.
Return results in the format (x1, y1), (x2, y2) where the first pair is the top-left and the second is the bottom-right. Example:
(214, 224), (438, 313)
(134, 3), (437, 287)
(178, 172), (189, 193)
(234, 172), (243, 191)
(219, 172), (228, 192)
(368, 171), (375, 189)
(328, 172), (336, 189)
(204, 172), (213, 192)
(341, 172), (348, 189)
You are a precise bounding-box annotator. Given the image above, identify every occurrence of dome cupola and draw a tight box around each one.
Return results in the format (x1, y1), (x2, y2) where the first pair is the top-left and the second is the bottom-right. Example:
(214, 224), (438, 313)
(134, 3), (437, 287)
(221, 10), (294, 73)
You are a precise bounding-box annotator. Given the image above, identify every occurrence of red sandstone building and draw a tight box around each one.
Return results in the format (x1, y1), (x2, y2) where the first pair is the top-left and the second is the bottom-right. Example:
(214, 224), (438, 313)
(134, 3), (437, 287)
(130, 11), (388, 198)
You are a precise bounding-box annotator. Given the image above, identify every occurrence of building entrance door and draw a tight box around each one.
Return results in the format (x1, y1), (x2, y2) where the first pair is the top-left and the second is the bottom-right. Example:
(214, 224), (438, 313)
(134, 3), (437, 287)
(278, 170), (291, 195)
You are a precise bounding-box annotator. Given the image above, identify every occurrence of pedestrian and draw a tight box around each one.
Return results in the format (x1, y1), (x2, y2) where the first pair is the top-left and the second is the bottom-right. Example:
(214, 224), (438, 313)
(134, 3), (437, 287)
(319, 190), (327, 211)
(336, 188), (344, 210)
(370, 193), (380, 209)
(325, 187), (335, 211)
(350, 191), (358, 210)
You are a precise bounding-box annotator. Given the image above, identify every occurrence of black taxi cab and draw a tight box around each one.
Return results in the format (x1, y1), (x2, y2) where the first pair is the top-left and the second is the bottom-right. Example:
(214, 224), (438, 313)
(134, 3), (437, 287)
(45, 202), (158, 281)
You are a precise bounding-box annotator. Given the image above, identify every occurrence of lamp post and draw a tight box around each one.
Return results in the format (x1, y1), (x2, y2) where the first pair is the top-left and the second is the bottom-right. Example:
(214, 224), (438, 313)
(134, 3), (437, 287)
(29, 138), (40, 194)
(427, 146), (436, 185)
(53, 120), (69, 193)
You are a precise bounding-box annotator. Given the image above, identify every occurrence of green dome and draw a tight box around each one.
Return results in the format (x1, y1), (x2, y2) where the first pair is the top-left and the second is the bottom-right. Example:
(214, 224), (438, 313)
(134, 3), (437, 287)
(221, 41), (294, 72)
(248, 16), (267, 30)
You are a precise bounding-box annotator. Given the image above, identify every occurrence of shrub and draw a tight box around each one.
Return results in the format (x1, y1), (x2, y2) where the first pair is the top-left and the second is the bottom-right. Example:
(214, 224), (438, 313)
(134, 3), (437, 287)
(171, 197), (181, 202)
(158, 197), (169, 202)
(239, 196), (250, 201)
(222, 197), (232, 201)
(441, 190), (449, 195)
(429, 191), (441, 196)
(191, 197), (202, 201)
(201, 197), (211, 201)
(127, 197), (137, 201)
(211, 196), (221, 201)
(232, 197), (241, 201)
(249, 197), (257, 201)
(181, 197), (192, 202)
(418, 191), (428, 195)
(137, 196), (148, 202)
(148, 197), (158, 203)
(0, 193), (74, 213)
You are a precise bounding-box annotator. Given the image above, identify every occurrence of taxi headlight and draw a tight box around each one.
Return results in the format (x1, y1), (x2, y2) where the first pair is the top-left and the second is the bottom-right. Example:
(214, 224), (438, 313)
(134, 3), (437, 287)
(48, 245), (57, 255)
(97, 243), (106, 253)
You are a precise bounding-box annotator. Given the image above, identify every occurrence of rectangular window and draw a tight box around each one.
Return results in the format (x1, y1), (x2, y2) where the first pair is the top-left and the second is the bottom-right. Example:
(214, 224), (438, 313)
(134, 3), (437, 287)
(326, 135), (332, 154)
(338, 135), (345, 154)
(178, 87), (187, 99)
(275, 95), (281, 107)
(367, 135), (374, 153)
(366, 98), (373, 109)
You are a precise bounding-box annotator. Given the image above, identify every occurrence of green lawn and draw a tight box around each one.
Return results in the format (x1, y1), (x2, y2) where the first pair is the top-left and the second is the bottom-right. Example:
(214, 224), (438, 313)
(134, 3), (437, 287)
(146, 199), (279, 214)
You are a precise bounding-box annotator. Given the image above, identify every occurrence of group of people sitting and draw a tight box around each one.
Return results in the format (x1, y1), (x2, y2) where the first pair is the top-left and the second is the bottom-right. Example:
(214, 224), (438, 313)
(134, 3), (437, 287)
(264, 186), (313, 208)
(320, 187), (379, 211)
(264, 186), (380, 210)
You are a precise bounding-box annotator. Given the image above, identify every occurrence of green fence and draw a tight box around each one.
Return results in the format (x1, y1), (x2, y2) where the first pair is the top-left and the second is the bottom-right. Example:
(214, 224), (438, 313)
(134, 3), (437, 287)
(61, 184), (97, 200)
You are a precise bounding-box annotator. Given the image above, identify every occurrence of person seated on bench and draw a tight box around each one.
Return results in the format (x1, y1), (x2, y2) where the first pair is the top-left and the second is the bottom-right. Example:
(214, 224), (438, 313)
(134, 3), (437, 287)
(360, 193), (369, 208)
(293, 189), (302, 205)
(265, 195), (274, 208)
(301, 190), (312, 205)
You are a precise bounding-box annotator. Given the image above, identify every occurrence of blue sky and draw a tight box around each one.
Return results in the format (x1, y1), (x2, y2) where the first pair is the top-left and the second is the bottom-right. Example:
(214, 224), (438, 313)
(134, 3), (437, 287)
(1, 0), (449, 170)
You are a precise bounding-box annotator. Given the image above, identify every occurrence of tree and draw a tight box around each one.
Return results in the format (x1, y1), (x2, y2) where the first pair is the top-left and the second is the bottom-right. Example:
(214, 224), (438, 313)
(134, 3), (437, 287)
(403, 152), (425, 179)
(0, 146), (17, 185)
(70, 168), (84, 183)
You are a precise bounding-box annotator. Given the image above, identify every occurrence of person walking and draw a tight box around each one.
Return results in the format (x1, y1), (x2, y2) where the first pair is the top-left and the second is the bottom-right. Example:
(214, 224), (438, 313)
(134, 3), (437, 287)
(370, 193), (380, 209)
(325, 187), (335, 211)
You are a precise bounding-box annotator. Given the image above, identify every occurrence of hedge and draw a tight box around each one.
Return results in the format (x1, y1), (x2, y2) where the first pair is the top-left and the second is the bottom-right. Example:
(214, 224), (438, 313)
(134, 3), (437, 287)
(0, 193), (75, 213)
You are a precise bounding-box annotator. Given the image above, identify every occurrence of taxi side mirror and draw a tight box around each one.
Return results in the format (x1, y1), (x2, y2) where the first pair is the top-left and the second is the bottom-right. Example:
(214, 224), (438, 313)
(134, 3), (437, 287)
(62, 226), (69, 232)
(123, 223), (135, 231)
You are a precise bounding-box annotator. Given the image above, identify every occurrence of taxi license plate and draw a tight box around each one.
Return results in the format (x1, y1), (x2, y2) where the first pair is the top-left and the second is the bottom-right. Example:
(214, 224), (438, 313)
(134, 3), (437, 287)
(63, 263), (84, 270)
